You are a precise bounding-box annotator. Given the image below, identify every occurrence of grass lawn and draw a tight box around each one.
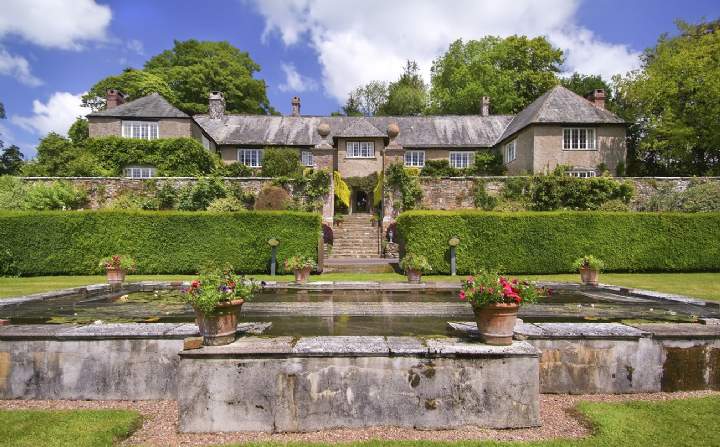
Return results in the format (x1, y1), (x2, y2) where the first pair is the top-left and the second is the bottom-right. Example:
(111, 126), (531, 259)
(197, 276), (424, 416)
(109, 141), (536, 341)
(0, 409), (141, 447)
(1, 272), (719, 302)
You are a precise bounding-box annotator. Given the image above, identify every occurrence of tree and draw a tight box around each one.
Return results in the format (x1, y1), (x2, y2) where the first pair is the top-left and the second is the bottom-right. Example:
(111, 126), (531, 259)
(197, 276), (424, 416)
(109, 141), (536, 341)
(429, 36), (563, 114)
(378, 60), (428, 116)
(343, 81), (388, 116)
(0, 145), (24, 175)
(614, 20), (720, 176)
(561, 73), (613, 104)
(260, 148), (302, 177)
(68, 118), (89, 145)
(0, 101), (4, 119)
(82, 69), (176, 111)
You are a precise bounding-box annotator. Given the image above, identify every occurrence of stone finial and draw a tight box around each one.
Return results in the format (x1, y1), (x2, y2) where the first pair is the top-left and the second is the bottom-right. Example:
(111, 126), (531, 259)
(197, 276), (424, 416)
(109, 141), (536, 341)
(386, 122), (402, 150)
(315, 122), (332, 149)
(208, 91), (225, 119)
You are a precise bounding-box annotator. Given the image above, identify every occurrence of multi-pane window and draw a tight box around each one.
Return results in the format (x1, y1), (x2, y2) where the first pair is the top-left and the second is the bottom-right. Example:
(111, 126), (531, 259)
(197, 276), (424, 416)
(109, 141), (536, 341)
(346, 141), (375, 158)
(504, 140), (517, 163)
(301, 151), (314, 167)
(563, 128), (596, 150)
(237, 149), (262, 167)
(121, 121), (159, 140)
(449, 151), (474, 169)
(404, 150), (425, 167)
(123, 166), (156, 178)
(567, 170), (597, 178)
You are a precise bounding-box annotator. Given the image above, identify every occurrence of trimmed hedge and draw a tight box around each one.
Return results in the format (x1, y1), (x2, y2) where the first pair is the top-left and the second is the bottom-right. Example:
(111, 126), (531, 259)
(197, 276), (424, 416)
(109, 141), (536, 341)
(0, 210), (320, 275)
(396, 210), (720, 274)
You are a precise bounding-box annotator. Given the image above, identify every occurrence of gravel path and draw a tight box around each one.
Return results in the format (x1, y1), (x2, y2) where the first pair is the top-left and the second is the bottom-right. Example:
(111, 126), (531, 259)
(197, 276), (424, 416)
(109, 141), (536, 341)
(1, 391), (717, 446)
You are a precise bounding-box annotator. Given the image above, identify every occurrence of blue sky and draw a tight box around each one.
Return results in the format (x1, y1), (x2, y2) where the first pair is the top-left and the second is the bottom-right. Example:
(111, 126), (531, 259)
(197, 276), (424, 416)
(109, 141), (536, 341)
(0, 0), (717, 158)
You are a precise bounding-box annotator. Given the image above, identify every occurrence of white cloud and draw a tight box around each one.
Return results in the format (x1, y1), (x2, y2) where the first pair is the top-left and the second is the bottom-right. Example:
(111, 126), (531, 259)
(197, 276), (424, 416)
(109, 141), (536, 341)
(278, 63), (318, 92)
(126, 39), (145, 55)
(0, 46), (42, 86)
(0, 0), (111, 50)
(251, 0), (641, 102)
(11, 91), (86, 136)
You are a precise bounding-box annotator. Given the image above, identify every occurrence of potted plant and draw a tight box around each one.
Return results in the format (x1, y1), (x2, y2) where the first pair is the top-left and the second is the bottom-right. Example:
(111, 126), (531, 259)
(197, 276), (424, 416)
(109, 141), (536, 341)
(370, 214), (379, 227)
(573, 255), (605, 286)
(285, 255), (317, 283)
(98, 255), (136, 285)
(399, 253), (432, 283)
(334, 214), (345, 227)
(461, 271), (549, 345)
(182, 265), (260, 346)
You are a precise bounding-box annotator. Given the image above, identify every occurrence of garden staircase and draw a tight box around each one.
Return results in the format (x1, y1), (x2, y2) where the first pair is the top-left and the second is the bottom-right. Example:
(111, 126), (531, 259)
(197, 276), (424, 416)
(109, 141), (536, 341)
(329, 213), (381, 259)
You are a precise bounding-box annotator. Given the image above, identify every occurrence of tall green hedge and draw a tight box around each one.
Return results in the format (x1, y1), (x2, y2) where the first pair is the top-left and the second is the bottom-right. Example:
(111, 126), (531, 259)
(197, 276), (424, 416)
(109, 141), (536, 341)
(0, 211), (320, 275)
(396, 211), (720, 274)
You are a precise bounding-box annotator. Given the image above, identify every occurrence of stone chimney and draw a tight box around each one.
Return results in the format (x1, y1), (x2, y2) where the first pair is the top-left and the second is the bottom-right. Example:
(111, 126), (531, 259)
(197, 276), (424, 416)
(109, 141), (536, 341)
(106, 89), (125, 109)
(291, 96), (301, 116)
(208, 91), (225, 119)
(586, 89), (606, 109)
(480, 96), (490, 116)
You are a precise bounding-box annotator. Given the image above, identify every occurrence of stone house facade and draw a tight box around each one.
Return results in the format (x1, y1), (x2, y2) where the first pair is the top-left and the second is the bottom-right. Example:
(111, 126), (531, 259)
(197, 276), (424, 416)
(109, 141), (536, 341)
(87, 86), (627, 214)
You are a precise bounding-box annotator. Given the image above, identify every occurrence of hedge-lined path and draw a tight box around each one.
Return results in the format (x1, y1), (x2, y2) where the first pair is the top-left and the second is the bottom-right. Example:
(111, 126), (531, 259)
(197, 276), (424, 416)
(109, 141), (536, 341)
(1, 391), (716, 446)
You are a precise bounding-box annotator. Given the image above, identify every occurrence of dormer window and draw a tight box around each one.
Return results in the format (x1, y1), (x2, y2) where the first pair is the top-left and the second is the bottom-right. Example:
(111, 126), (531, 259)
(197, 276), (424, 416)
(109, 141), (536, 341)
(122, 121), (159, 140)
(563, 128), (596, 150)
(346, 141), (375, 158)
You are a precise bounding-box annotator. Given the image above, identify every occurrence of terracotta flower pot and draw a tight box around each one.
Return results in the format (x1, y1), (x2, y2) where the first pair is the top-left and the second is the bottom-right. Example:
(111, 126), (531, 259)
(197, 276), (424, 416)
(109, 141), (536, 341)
(294, 267), (312, 283)
(472, 302), (519, 346)
(580, 267), (599, 286)
(105, 267), (125, 285)
(406, 269), (422, 284)
(194, 299), (244, 346)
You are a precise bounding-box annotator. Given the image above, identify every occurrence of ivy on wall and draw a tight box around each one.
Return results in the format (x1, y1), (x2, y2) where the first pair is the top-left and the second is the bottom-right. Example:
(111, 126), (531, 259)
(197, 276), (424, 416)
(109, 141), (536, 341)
(385, 162), (422, 211)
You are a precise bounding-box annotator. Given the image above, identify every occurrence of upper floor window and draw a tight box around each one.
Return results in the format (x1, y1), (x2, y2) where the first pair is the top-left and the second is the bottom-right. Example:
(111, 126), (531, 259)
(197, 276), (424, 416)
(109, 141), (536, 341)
(567, 170), (597, 178)
(563, 128), (596, 150)
(123, 166), (156, 178)
(449, 151), (474, 169)
(121, 121), (158, 140)
(301, 150), (314, 167)
(504, 140), (517, 163)
(404, 150), (425, 167)
(237, 148), (262, 167)
(346, 141), (375, 158)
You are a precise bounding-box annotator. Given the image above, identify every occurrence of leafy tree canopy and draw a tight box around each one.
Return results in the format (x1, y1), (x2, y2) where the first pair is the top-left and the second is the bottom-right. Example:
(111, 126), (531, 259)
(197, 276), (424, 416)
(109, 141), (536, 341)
(561, 73), (613, 104)
(68, 118), (90, 145)
(429, 36), (563, 114)
(343, 80), (388, 116)
(378, 60), (428, 116)
(0, 145), (24, 176)
(82, 69), (176, 111)
(260, 148), (303, 177)
(614, 19), (720, 176)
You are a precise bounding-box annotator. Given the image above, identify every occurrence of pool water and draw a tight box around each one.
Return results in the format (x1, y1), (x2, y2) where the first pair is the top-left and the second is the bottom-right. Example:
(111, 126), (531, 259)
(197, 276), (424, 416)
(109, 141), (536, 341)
(1, 287), (717, 336)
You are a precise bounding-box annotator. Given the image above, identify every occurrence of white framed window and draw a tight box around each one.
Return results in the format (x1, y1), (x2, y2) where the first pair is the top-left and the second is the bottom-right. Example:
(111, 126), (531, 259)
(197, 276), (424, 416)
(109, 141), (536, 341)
(504, 140), (517, 163)
(121, 121), (159, 140)
(301, 150), (314, 167)
(404, 150), (425, 167)
(123, 166), (156, 178)
(346, 141), (375, 158)
(449, 151), (474, 169)
(201, 134), (211, 150)
(563, 128), (596, 150)
(567, 170), (597, 178)
(237, 148), (263, 167)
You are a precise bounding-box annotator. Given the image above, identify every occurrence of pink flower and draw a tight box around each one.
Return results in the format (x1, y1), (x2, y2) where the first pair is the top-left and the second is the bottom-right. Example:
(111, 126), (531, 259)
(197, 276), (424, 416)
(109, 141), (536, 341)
(459, 290), (466, 301)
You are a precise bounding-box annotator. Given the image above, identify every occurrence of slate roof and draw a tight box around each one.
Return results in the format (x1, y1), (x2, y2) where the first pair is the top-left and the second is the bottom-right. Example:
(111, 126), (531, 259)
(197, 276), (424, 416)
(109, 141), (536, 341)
(87, 93), (189, 119)
(193, 114), (515, 148)
(499, 85), (624, 142)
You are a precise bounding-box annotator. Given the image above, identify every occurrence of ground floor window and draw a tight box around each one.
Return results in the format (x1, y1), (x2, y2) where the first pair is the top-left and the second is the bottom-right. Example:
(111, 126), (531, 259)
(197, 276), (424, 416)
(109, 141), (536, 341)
(237, 148), (262, 167)
(404, 150), (425, 167)
(121, 121), (159, 140)
(504, 140), (517, 163)
(123, 166), (156, 178)
(563, 128), (596, 150)
(449, 151), (474, 169)
(567, 170), (597, 178)
(301, 150), (314, 167)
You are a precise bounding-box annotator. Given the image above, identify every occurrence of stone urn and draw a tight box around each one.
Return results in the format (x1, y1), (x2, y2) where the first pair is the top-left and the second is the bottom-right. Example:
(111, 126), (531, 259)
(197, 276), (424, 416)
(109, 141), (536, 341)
(580, 267), (599, 286)
(105, 267), (126, 285)
(406, 269), (422, 284)
(472, 302), (519, 345)
(294, 267), (312, 283)
(194, 299), (244, 346)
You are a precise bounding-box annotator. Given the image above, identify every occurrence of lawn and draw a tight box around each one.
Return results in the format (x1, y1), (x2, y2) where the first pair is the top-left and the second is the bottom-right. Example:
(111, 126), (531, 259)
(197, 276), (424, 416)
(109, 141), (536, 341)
(0, 409), (141, 447)
(1, 272), (719, 302)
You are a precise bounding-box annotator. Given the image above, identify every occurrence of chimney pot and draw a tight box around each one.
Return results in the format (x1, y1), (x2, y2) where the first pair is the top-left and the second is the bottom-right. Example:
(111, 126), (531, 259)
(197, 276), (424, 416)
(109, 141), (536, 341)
(106, 89), (126, 109)
(586, 89), (606, 109)
(480, 96), (490, 116)
(291, 96), (301, 116)
(208, 91), (226, 119)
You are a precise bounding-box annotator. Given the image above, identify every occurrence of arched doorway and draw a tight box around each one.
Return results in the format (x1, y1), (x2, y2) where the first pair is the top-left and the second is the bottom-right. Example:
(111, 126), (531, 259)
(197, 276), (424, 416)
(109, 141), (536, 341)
(353, 190), (369, 213)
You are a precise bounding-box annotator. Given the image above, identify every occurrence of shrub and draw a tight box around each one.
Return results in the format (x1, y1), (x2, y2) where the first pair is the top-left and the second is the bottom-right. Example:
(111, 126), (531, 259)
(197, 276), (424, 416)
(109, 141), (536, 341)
(0, 176), (27, 210)
(104, 191), (160, 210)
(645, 182), (720, 212)
(23, 181), (88, 210)
(599, 199), (631, 211)
(473, 180), (498, 210)
(396, 210), (720, 274)
(322, 223), (333, 245)
(214, 162), (254, 177)
(155, 183), (178, 210)
(0, 248), (19, 276)
(385, 162), (422, 210)
(502, 177), (531, 200)
(572, 255), (605, 272)
(183, 266), (261, 314)
(177, 177), (226, 211)
(260, 148), (302, 177)
(206, 197), (246, 212)
(254, 185), (291, 210)
(420, 159), (461, 177)
(468, 150), (506, 176)
(399, 253), (432, 273)
(0, 210), (321, 275)
(284, 255), (317, 272)
(529, 175), (634, 211)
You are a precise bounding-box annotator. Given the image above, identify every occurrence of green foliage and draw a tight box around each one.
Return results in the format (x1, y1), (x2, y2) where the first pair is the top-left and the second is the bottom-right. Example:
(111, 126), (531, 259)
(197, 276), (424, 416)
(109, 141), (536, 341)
(67, 118), (90, 145)
(397, 211), (720, 274)
(430, 36), (562, 114)
(0, 144), (24, 176)
(646, 182), (720, 212)
(419, 159), (461, 177)
(183, 266), (260, 314)
(254, 185), (291, 210)
(561, 73), (613, 104)
(502, 177), (531, 200)
(378, 60), (427, 116)
(103, 190), (160, 210)
(467, 150), (506, 176)
(284, 255), (317, 272)
(23, 181), (88, 211)
(288, 169), (331, 211)
(206, 197), (246, 212)
(155, 183), (178, 210)
(614, 20), (720, 175)
(0, 248), (19, 276)
(343, 81), (388, 116)
(0, 176), (25, 210)
(599, 199), (631, 212)
(98, 254), (137, 272)
(0, 210), (321, 275)
(82, 69), (176, 110)
(472, 180), (498, 210)
(385, 162), (422, 210)
(529, 175), (635, 211)
(177, 177), (226, 211)
(333, 171), (351, 208)
(572, 255), (605, 272)
(214, 161), (253, 177)
(260, 148), (302, 177)
(399, 252), (432, 273)
(22, 133), (108, 177)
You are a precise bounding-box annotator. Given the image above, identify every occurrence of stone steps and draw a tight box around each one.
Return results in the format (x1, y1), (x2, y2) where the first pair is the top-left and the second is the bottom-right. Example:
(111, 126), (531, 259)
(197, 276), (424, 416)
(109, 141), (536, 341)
(330, 213), (381, 260)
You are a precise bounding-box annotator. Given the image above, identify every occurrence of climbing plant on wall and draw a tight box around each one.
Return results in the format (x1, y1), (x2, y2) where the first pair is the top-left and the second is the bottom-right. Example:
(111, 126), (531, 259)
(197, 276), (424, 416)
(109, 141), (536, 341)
(385, 162), (422, 211)
(333, 171), (351, 208)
